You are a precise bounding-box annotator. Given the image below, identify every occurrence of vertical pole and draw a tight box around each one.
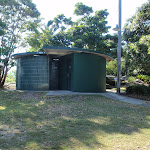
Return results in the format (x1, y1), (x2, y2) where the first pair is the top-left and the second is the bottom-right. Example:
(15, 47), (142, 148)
(117, 0), (122, 94)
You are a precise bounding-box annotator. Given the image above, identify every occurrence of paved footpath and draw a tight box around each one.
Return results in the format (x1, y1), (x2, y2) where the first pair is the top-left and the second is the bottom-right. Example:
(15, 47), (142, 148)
(47, 90), (150, 107)
(100, 91), (150, 107)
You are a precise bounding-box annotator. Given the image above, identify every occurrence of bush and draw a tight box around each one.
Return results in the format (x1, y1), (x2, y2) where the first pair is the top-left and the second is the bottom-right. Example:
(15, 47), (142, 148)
(126, 85), (150, 96)
(127, 76), (136, 83)
(137, 75), (142, 80)
(137, 75), (150, 83)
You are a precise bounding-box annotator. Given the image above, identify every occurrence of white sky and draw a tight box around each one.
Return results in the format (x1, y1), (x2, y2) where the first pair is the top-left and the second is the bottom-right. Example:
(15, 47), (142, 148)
(32, 0), (148, 33)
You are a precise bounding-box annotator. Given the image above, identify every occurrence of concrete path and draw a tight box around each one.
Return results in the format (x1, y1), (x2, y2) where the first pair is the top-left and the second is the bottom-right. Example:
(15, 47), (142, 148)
(100, 91), (150, 107)
(46, 90), (150, 107)
(46, 90), (102, 96)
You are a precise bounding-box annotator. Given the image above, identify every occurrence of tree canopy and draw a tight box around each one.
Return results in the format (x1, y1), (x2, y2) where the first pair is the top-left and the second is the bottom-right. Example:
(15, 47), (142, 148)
(26, 3), (117, 56)
(0, 0), (40, 87)
(123, 1), (150, 75)
(74, 2), (93, 16)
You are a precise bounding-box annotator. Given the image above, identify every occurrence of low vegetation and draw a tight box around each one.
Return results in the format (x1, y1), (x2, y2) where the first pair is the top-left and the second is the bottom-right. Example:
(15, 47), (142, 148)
(127, 76), (136, 83)
(0, 91), (150, 150)
(126, 85), (150, 95)
(137, 75), (150, 84)
(125, 75), (150, 100)
(126, 85), (150, 101)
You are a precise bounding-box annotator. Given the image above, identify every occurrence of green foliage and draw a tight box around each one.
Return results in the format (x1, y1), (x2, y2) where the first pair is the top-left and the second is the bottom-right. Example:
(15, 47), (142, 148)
(137, 75), (150, 83)
(26, 28), (53, 52)
(26, 3), (117, 55)
(26, 27), (72, 52)
(0, 19), (6, 36)
(126, 85), (150, 96)
(123, 1), (150, 43)
(47, 14), (73, 33)
(106, 59), (117, 76)
(74, 2), (93, 16)
(127, 76), (136, 83)
(0, 0), (40, 57)
(68, 9), (116, 53)
(123, 1), (150, 75)
(6, 69), (16, 83)
(0, 0), (40, 87)
(26, 13), (73, 51)
(106, 58), (125, 76)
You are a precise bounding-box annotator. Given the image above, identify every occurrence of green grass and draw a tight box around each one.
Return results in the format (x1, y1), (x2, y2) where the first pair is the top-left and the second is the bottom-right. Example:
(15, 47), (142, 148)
(0, 91), (150, 150)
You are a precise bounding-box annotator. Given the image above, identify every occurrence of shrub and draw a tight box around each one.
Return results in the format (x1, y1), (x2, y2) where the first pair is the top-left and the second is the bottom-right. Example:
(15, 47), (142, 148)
(127, 76), (136, 83)
(137, 75), (143, 80)
(137, 75), (150, 83)
(126, 85), (150, 96)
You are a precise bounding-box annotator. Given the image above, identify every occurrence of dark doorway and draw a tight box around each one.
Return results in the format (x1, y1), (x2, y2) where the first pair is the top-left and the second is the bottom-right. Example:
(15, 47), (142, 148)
(49, 59), (59, 90)
(66, 60), (72, 90)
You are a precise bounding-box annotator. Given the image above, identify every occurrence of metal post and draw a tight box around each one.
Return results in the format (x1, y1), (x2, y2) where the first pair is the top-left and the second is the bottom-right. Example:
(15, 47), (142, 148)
(117, 0), (122, 94)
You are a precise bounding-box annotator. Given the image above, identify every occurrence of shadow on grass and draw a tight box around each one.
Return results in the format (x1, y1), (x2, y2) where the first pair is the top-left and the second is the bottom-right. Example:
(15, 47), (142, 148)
(0, 91), (150, 149)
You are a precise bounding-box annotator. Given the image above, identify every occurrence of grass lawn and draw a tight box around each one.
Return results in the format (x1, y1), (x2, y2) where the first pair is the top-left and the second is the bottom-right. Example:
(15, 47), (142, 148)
(0, 91), (150, 150)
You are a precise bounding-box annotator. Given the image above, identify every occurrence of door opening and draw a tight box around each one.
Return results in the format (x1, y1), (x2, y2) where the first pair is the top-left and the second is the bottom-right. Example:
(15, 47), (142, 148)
(49, 59), (59, 90)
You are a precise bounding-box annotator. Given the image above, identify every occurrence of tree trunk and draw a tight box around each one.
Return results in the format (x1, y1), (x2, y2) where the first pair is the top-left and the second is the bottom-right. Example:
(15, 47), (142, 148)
(0, 65), (8, 88)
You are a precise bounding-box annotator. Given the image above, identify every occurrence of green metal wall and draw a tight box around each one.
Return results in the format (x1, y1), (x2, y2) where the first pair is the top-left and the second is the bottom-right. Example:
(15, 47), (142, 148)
(16, 53), (106, 92)
(16, 55), (49, 90)
(72, 53), (106, 92)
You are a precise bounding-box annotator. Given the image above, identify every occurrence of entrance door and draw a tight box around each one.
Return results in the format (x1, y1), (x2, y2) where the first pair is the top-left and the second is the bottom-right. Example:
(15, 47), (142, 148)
(66, 60), (72, 90)
(49, 59), (59, 90)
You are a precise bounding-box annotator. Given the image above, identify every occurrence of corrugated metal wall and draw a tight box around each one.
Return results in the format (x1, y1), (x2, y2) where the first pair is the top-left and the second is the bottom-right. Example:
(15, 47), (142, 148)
(72, 53), (106, 92)
(16, 55), (49, 90)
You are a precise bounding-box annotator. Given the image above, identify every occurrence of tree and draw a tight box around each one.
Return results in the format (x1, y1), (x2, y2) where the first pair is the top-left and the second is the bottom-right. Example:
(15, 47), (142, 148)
(26, 14), (73, 52)
(47, 14), (73, 33)
(106, 58), (125, 76)
(69, 4), (117, 54)
(74, 2), (93, 16)
(0, 0), (40, 87)
(27, 3), (117, 55)
(0, 19), (6, 36)
(123, 1), (150, 75)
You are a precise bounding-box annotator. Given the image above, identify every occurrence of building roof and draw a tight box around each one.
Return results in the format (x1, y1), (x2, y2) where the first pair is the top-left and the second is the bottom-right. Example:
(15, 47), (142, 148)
(44, 46), (112, 61)
(12, 52), (46, 59)
(12, 46), (112, 61)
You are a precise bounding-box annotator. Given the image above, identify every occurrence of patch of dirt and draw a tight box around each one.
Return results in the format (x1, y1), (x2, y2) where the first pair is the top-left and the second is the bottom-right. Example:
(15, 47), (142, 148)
(21, 92), (45, 101)
(42, 105), (72, 116)
(0, 82), (16, 90)
(0, 125), (21, 139)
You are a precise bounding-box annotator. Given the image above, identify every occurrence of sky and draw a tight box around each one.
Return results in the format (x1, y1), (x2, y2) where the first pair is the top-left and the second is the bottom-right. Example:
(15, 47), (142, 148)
(32, 0), (148, 34)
